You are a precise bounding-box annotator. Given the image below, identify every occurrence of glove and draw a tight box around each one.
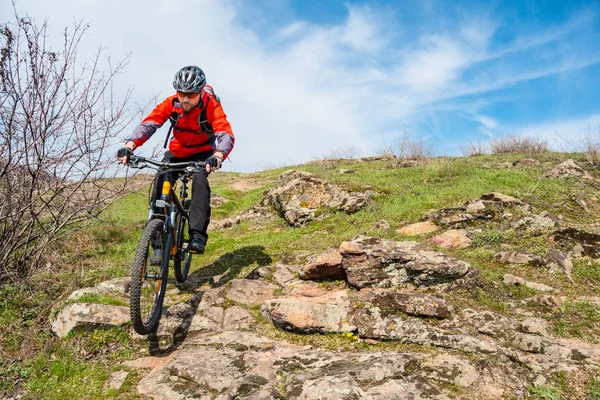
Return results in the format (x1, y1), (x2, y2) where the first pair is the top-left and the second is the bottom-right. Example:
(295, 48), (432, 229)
(206, 154), (222, 169)
(116, 147), (133, 159)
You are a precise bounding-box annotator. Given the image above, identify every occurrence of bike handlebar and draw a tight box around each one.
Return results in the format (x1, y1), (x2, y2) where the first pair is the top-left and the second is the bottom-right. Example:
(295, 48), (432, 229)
(127, 155), (206, 171)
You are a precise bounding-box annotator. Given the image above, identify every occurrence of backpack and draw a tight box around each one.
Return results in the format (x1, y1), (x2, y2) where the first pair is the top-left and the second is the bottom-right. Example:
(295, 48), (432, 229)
(163, 85), (222, 149)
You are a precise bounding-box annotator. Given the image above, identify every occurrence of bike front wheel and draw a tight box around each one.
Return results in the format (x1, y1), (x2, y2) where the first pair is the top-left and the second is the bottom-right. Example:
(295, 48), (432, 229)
(130, 218), (171, 335)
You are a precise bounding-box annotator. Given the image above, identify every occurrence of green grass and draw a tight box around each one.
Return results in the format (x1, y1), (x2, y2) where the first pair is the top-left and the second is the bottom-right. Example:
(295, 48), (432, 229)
(528, 385), (561, 400)
(68, 293), (128, 307)
(552, 300), (600, 342)
(587, 379), (600, 400)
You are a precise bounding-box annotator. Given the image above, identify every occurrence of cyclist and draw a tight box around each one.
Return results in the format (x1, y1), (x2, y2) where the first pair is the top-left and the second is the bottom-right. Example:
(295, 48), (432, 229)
(116, 65), (235, 255)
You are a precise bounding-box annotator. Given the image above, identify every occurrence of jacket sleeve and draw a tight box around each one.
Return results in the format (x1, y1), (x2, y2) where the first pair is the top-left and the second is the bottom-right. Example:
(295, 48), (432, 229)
(209, 100), (235, 159)
(127, 97), (173, 148)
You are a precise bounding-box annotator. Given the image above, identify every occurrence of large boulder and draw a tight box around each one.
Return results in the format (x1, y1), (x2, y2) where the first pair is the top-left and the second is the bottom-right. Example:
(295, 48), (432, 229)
(264, 170), (369, 226)
(339, 236), (473, 288)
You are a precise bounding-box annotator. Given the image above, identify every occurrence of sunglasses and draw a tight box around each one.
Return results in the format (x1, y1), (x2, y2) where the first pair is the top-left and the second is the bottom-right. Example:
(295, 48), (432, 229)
(177, 90), (201, 99)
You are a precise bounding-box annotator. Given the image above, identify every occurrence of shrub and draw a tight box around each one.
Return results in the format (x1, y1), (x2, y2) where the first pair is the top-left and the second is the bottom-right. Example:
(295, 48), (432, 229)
(490, 134), (549, 155)
(380, 130), (432, 160)
(461, 141), (491, 156)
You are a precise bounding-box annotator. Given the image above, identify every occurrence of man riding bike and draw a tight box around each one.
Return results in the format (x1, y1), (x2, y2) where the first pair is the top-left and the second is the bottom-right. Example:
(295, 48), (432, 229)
(117, 65), (235, 255)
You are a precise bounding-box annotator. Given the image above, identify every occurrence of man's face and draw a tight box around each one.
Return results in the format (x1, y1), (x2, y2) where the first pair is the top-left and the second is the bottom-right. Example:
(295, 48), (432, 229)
(177, 90), (202, 112)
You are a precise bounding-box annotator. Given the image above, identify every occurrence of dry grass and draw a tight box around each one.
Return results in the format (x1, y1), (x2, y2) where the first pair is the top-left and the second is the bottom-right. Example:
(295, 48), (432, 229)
(461, 141), (491, 156)
(490, 134), (549, 155)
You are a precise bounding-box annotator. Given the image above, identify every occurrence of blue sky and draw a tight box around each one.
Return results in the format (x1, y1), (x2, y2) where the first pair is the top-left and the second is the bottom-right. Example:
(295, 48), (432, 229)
(2, 0), (600, 171)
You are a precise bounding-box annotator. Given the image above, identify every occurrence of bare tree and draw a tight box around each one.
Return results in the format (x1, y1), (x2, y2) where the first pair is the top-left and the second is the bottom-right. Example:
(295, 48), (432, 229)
(380, 130), (432, 160)
(0, 9), (140, 283)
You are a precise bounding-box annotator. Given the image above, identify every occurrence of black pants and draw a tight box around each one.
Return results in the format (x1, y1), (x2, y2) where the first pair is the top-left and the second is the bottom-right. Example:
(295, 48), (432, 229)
(151, 150), (212, 245)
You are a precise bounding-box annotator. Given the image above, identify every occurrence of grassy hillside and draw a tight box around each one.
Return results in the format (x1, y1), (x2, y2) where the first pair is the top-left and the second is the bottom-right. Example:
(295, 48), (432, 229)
(1, 152), (600, 399)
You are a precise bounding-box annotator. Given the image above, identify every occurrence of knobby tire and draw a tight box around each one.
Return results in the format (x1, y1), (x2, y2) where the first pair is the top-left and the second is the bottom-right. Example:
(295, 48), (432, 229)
(130, 219), (171, 335)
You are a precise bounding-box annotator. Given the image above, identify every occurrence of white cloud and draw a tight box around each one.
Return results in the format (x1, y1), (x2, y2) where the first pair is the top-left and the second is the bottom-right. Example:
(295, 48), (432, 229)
(1, 1), (598, 171)
(519, 114), (600, 151)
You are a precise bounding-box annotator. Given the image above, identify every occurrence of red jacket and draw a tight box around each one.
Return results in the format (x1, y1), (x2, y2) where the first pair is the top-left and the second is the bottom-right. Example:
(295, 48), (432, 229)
(128, 88), (234, 159)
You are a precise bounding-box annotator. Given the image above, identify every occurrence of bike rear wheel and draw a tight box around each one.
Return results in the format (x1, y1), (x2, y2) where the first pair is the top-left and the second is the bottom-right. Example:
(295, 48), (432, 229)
(174, 201), (193, 282)
(130, 218), (171, 335)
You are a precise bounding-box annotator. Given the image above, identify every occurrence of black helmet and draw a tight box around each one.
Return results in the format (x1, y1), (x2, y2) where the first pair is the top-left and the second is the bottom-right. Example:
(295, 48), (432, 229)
(173, 66), (206, 92)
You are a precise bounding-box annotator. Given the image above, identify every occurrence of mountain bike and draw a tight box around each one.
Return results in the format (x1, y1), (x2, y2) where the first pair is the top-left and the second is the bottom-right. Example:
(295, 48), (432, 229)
(126, 155), (206, 335)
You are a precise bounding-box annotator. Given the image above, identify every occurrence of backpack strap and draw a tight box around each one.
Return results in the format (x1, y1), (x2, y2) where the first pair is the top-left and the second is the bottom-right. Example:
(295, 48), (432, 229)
(164, 88), (221, 149)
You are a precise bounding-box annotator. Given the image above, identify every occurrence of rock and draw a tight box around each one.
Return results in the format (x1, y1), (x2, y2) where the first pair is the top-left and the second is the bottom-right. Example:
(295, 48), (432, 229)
(226, 279), (279, 307)
(421, 354), (478, 388)
(480, 192), (523, 205)
(68, 277), (131, 301)
(188, 306), (225, 334)
(572, 243), (584, 258)
(106, 371), (129, 391)
(193, 286), (226, 311)
(338, 169), (356, 174)
(512, 333), (545, 353)
(545, 159), (593, 180)
(339, 236), (472, 288)
(211, 193), (229, 207)
(51, 303), (130, 338)
(272, 264), (299, 286)
(299, 248), (344, 280)
(358, 153), (397, 161)
(512, 212), (557, 231)
(261, 290), (355, 333)
(390, 159), (421, 168)
(513, 159), (541, 167)
(223, 306), (255, 331)
(286, 374), (365, 399)
(210, 215), (241, 231)
(520, 318), (550, 337)
(459, 309), (516, 339)
(423, 208), (475, 226)
(529, 294), (564, 309)
(466, 200), (486, 213)
(426, 229), (472, 249)
(264, 170), (369, 226)
(533, 375), (547, 387)
(552, 228), (600, 258)
(396, 221), (441, 236)
(353, 290), (454, 319)
(545, 250), (574, 282)
(577, 199), (590, 213)
(96, 277), (131, 294)
(494, 251), (544, 267)
(503, 274), (557, 292)
(247, 266), (273, 280)
(368, 219), (390, 232)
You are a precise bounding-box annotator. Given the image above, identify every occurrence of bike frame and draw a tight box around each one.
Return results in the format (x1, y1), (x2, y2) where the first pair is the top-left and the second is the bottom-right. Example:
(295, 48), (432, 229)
(128, 155), (205, 262)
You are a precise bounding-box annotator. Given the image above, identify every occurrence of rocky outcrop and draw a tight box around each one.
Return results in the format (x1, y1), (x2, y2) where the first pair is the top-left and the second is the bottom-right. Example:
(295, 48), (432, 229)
(396, 221), (440, 236)
(426, 229), (471, 249)
(264, 170), (369, 226)
(132, 331), (492, 400)
(339, 236), (473, 288)
(494, 251), (544, 267)
(503, 274), (557, 292)
(545, 159), (593, 180)
(552, 228), (600, 258)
